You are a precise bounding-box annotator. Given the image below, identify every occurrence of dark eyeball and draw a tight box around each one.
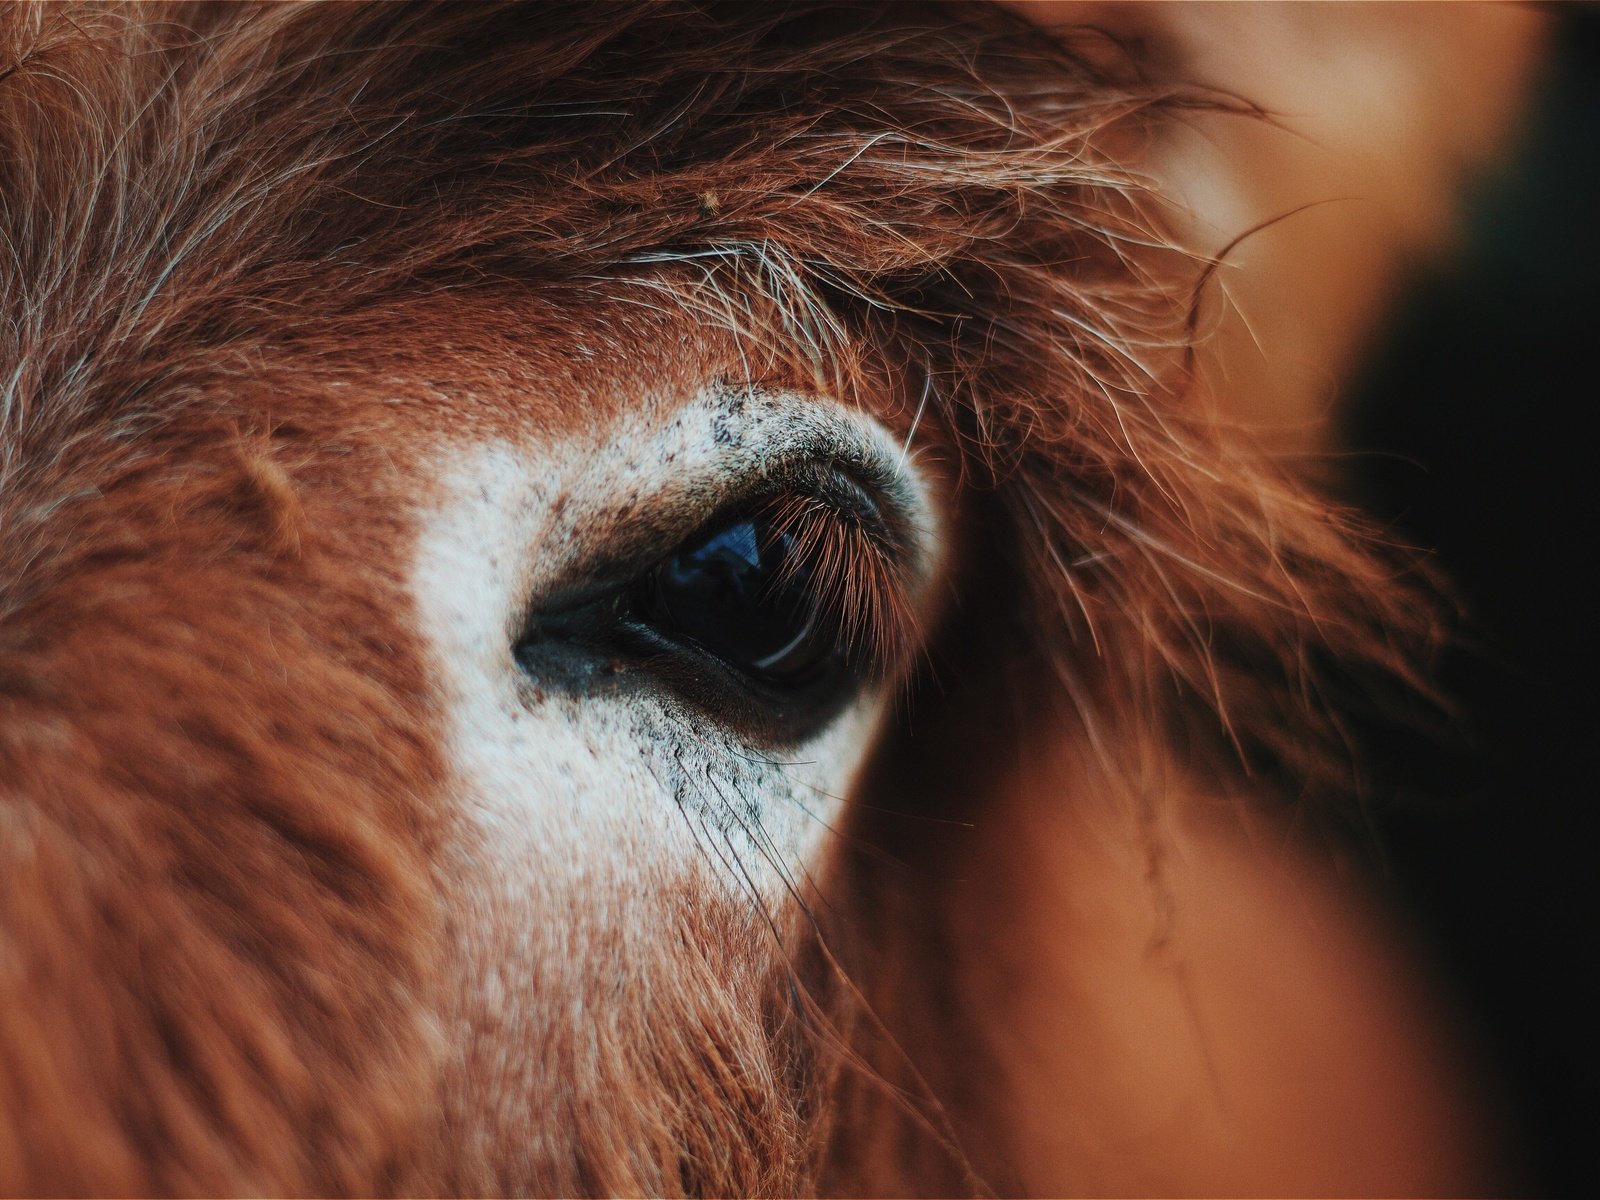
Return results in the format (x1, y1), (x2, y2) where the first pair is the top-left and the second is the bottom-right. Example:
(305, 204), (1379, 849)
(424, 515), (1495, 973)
(632, 514), (838, 685)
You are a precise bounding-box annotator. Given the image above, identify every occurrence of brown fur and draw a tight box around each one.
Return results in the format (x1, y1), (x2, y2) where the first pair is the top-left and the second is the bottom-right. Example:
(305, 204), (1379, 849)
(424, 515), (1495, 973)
(1, 3), (1461, 1194)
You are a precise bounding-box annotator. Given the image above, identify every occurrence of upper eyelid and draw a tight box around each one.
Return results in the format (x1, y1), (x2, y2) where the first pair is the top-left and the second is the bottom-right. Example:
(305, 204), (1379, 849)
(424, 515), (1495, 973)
(529, 434), (923, 615)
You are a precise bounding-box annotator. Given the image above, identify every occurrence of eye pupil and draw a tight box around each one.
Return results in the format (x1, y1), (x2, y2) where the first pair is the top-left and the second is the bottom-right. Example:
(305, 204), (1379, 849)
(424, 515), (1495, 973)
(643, 516), (832, 682)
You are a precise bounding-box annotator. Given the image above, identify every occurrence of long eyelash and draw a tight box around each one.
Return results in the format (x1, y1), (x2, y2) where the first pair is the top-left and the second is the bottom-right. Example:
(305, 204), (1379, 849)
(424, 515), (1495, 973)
(761, 490), (917, 680)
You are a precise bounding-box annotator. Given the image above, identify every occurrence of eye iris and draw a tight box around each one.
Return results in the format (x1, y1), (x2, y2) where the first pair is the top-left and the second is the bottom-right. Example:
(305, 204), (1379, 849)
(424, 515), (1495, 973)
(643, 516), (832, 682)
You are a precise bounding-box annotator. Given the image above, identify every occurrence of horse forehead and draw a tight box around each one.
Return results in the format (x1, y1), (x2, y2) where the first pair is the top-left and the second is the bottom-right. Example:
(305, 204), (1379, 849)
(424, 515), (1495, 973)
(344, 297), (766, 455)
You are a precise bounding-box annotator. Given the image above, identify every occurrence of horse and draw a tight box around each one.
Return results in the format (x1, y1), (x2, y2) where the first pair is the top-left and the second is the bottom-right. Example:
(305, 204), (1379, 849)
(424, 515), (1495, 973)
(0, 3), (1546, 1194)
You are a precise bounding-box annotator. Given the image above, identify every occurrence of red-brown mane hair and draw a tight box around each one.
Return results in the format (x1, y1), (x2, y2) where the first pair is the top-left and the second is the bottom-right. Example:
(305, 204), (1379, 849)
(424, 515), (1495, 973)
(0, 3), (1439, 1194)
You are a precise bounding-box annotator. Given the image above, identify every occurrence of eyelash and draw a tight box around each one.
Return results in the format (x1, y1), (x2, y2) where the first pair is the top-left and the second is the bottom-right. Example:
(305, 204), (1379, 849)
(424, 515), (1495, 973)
(750, 488), (914, 680)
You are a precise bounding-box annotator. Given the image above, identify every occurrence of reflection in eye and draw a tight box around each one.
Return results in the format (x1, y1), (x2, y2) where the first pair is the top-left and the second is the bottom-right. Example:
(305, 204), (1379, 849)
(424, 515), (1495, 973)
(629, 482), (913, 704)
(638, 514), (836, 683)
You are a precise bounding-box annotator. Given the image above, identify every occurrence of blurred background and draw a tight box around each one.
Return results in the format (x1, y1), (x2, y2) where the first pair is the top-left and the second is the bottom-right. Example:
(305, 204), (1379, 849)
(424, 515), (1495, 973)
(1344, 8), (1600, 1195)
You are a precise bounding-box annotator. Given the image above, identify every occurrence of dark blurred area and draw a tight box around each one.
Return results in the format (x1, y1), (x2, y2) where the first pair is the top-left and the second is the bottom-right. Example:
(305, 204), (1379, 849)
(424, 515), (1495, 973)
(1344, 10), (1600, 1195)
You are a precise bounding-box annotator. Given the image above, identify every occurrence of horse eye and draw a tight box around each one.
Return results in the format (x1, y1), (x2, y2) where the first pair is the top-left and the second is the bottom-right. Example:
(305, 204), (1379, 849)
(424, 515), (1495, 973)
(518, 476), (902, 739)
(632, 514), (839, 686)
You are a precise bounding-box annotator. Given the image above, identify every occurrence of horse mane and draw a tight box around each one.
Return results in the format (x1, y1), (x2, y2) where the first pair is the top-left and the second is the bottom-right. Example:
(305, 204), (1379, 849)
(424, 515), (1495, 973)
(0, 2), (1443, 1193)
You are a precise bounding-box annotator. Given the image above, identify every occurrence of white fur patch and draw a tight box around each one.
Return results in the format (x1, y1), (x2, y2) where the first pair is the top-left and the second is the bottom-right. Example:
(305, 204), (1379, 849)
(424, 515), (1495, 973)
(408, 382), (940, 1125)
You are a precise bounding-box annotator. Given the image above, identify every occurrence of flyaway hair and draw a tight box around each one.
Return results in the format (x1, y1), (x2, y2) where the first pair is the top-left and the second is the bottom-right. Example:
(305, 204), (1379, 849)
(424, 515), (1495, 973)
(0, 3), (1443, 1194)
